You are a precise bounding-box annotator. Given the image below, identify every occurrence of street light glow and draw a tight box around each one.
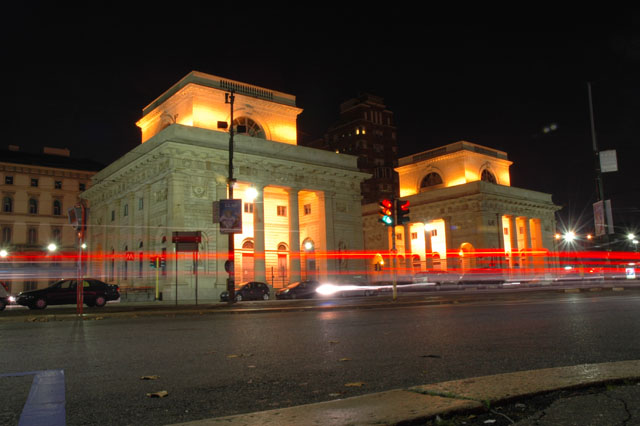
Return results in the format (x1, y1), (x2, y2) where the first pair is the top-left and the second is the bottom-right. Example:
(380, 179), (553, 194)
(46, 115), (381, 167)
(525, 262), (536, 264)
(246, 187), (258, 201)
(47, 243), (57, 252)
(628, 233), (636, 240)
(564, 231), (576, 242)
(0, 249), (7, 258)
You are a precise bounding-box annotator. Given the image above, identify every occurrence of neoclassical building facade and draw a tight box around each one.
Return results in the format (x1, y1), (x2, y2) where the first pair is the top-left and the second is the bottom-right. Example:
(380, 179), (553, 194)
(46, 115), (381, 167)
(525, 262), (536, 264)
(363, 141), (561, 277)
(83, 72), (368, 300)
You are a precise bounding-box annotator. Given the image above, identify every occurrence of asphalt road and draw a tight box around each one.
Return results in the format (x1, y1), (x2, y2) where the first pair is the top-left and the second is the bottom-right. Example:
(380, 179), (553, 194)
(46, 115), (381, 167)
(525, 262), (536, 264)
(2, 289), (640, 425)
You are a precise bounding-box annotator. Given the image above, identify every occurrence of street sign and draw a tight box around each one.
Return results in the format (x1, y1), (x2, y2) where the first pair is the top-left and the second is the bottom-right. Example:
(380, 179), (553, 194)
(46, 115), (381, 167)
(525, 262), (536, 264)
(125, 251), (135, 261)
(172, 231), (202, 252)
(599, 150), (618, 173)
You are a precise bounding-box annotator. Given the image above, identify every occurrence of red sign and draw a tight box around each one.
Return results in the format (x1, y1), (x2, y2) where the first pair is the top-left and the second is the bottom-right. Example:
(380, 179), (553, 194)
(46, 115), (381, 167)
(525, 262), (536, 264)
(125, 251), (135, 261)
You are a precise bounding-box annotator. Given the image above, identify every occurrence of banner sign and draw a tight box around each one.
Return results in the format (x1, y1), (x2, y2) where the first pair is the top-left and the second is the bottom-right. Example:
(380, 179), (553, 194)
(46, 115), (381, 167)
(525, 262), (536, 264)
(219, 199), (242, 234)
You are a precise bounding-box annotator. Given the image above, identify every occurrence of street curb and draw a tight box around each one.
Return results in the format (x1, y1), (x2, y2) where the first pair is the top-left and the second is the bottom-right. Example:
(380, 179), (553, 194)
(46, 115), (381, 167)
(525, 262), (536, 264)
(166, 359), (640, 426)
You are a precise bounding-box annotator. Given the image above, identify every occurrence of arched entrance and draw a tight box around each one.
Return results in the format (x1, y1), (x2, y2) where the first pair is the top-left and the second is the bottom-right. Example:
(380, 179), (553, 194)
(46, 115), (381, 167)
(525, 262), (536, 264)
(277, 243), (288, 288)
(241, 239), (254, 282)
(459, 242), (475, 271)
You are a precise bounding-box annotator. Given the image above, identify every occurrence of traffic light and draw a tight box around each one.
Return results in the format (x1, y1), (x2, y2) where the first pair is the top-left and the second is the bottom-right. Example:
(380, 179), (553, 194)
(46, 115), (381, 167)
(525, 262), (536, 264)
(379, 199), (393, 226)
(396, 199), (410, 224)
(149, 256), (157, 268)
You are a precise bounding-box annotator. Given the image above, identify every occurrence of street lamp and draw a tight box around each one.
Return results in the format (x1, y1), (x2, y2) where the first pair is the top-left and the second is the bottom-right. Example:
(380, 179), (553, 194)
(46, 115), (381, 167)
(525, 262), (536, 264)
(47, 243), (57, 252)
(0, 249), (7, 258)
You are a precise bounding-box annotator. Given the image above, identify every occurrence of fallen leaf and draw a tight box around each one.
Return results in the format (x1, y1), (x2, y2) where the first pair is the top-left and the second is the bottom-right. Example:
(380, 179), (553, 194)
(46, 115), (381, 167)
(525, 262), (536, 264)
(146, 390), (168, 398)
(339, 358), (351, 362)
(227, 354), (240, 358)
(247, 365), (256, 368)
(345, 382), (365, 387)
(328, 393), (342, 397)
(329, 340), (339, 344)
(140, 375), (159, 380)
(483, 420), (496, 424)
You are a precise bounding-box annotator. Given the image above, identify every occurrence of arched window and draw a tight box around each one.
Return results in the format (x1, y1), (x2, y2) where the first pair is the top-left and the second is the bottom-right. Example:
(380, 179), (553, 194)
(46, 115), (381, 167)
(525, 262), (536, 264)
(481, 169), (497, 184)
(233, 117), (266, 139)
(420, 172), (443, 189)
(53, 200), (62, 216)
(242, 240), (255, 250)
(2, 196), (12, 213)
(29, 198), (38, 214)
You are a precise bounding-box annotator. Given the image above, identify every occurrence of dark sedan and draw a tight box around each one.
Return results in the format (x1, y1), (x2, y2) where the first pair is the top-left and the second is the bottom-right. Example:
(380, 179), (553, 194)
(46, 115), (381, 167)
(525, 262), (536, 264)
(275, 280), (320, 299)
(16, 279), (120, 310)
(219, 281), (270, 302)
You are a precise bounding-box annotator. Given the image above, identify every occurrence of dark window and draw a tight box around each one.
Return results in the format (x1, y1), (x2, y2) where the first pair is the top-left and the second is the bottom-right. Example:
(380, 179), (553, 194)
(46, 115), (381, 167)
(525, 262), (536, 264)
(52, 227), (61, 243)
(138, 198), (144, 210)
(28, 228), (37, 244)
(53, 200), (62, 215)
(5, 176), (13, 185)
(29, 198), (38, 214)
(304, 204), (311, 215)
(420, 172), (443, 188)
(481, 169), (497, 184)
(111, 210), (115, 221)
(123, 204), (128, 217)
(31, 178), (38, 187)
(277, 205), (287, 217)
(55, 181), (62, 189)
(79, 183), (86, 191)
(1, 227), (11, 243)
(2, 197), (12, 213)
(244, 202), (254, 213)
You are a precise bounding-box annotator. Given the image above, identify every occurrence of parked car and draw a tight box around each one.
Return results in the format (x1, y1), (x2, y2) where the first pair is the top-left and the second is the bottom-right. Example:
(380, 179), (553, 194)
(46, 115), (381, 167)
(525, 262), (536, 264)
(276, 280), (320, 299)
(219, 281), (270, 302)
(0, 281), (11, 311)
(16, 279), (120, 310)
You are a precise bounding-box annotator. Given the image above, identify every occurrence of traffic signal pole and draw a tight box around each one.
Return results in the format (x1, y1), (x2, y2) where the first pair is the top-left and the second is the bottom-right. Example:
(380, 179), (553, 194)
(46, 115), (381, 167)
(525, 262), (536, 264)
(391, 198), (398, 301)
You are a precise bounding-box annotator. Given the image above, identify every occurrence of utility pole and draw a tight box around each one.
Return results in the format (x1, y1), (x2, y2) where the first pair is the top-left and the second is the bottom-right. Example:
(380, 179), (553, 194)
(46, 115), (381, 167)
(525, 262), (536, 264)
(588, 82), (610, 249)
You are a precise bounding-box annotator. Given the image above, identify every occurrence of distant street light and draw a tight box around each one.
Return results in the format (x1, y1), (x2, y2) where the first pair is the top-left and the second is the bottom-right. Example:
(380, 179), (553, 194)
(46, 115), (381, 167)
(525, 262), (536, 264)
(47, 243), (57, 252)
(0, 249), (7, 258)
(628, 233), (636, 241)
(564, 231), (576, 242)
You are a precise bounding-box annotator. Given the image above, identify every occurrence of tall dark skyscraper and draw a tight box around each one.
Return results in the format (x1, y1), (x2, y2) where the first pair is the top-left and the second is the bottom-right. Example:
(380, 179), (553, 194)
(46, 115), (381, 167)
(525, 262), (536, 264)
(303, 94), (399, 204)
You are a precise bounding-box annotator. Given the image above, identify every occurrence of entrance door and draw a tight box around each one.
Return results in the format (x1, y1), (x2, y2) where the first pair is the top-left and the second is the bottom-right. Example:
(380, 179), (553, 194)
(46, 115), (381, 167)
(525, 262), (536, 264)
(242, 253), (254, 282)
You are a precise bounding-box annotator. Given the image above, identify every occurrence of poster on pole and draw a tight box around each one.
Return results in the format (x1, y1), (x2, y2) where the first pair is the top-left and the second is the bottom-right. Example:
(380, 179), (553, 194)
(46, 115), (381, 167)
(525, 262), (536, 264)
(593, 200), (605, 237)
(599, 150), (618, 173)
(219, 199), (242, 234)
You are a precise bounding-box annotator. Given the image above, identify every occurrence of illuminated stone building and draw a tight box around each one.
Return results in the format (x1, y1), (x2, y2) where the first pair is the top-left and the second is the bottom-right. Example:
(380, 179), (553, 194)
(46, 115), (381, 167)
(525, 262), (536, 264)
(83, 71), (368, 300)
(0, 146), (102, 292)
(362, 141), (561, 276)
(301, 94), (398, 204)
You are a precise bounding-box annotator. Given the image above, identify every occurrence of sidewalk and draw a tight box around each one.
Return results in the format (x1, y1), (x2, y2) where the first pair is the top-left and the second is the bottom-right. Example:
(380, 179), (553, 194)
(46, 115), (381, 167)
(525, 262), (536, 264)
(166, 360), (640, 426)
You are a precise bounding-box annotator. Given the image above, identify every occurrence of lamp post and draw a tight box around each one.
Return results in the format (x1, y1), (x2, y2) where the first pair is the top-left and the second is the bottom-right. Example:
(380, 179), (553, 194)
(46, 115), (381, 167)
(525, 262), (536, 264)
(226, 90), (236, 304)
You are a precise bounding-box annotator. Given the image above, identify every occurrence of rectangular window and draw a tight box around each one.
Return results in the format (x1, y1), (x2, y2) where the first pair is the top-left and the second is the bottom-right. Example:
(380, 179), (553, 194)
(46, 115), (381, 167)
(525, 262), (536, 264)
(79, 183), (86, 191)
(431, 229), (438, 237)
(138, 198), (144, 210)
(31, 178), (38, 187)
(244, 202), (254, 213)
(304, 204), (311, 215)
(396, 233), (402, 240)
(4, 176), (13, 185)
(277, 205), (287, 217)
(411, 232), (418, 240)
(111, 210), (115, 221)
(55, 180), (62, 189)
(28, 228), (38, 244)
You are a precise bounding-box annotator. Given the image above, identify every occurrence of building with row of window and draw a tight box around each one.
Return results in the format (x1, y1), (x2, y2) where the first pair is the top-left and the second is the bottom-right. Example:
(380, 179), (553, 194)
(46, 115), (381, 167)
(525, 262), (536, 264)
(0, 146), (103, 292)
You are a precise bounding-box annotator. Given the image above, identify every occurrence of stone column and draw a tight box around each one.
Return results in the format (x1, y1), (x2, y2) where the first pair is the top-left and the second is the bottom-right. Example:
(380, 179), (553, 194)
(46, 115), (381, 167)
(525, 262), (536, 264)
(509, 216), (519, 271)
(422, 223), (432, 269)
(288, 187), (301, 282)
(253, 185), (267, 283)
(322, 191), (336, 281)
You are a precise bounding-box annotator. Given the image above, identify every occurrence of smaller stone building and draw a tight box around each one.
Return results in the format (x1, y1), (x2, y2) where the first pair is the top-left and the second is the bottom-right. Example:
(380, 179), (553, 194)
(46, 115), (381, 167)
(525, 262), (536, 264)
(363, 141), (560, 278)
(0, 146), (103, 292)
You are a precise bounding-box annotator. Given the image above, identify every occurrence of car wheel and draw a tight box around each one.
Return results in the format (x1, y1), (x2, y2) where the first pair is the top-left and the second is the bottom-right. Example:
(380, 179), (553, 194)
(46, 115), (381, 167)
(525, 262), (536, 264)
(35, 298), (47, 310)
(235, 294), (243, 302)
(95, 296), (106, 307)
(262, 293), (269, 300)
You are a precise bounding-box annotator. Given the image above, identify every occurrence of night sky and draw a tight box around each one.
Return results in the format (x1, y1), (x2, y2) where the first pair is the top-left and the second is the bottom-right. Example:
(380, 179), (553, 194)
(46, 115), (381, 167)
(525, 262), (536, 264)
(2, 5), (640, 235)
